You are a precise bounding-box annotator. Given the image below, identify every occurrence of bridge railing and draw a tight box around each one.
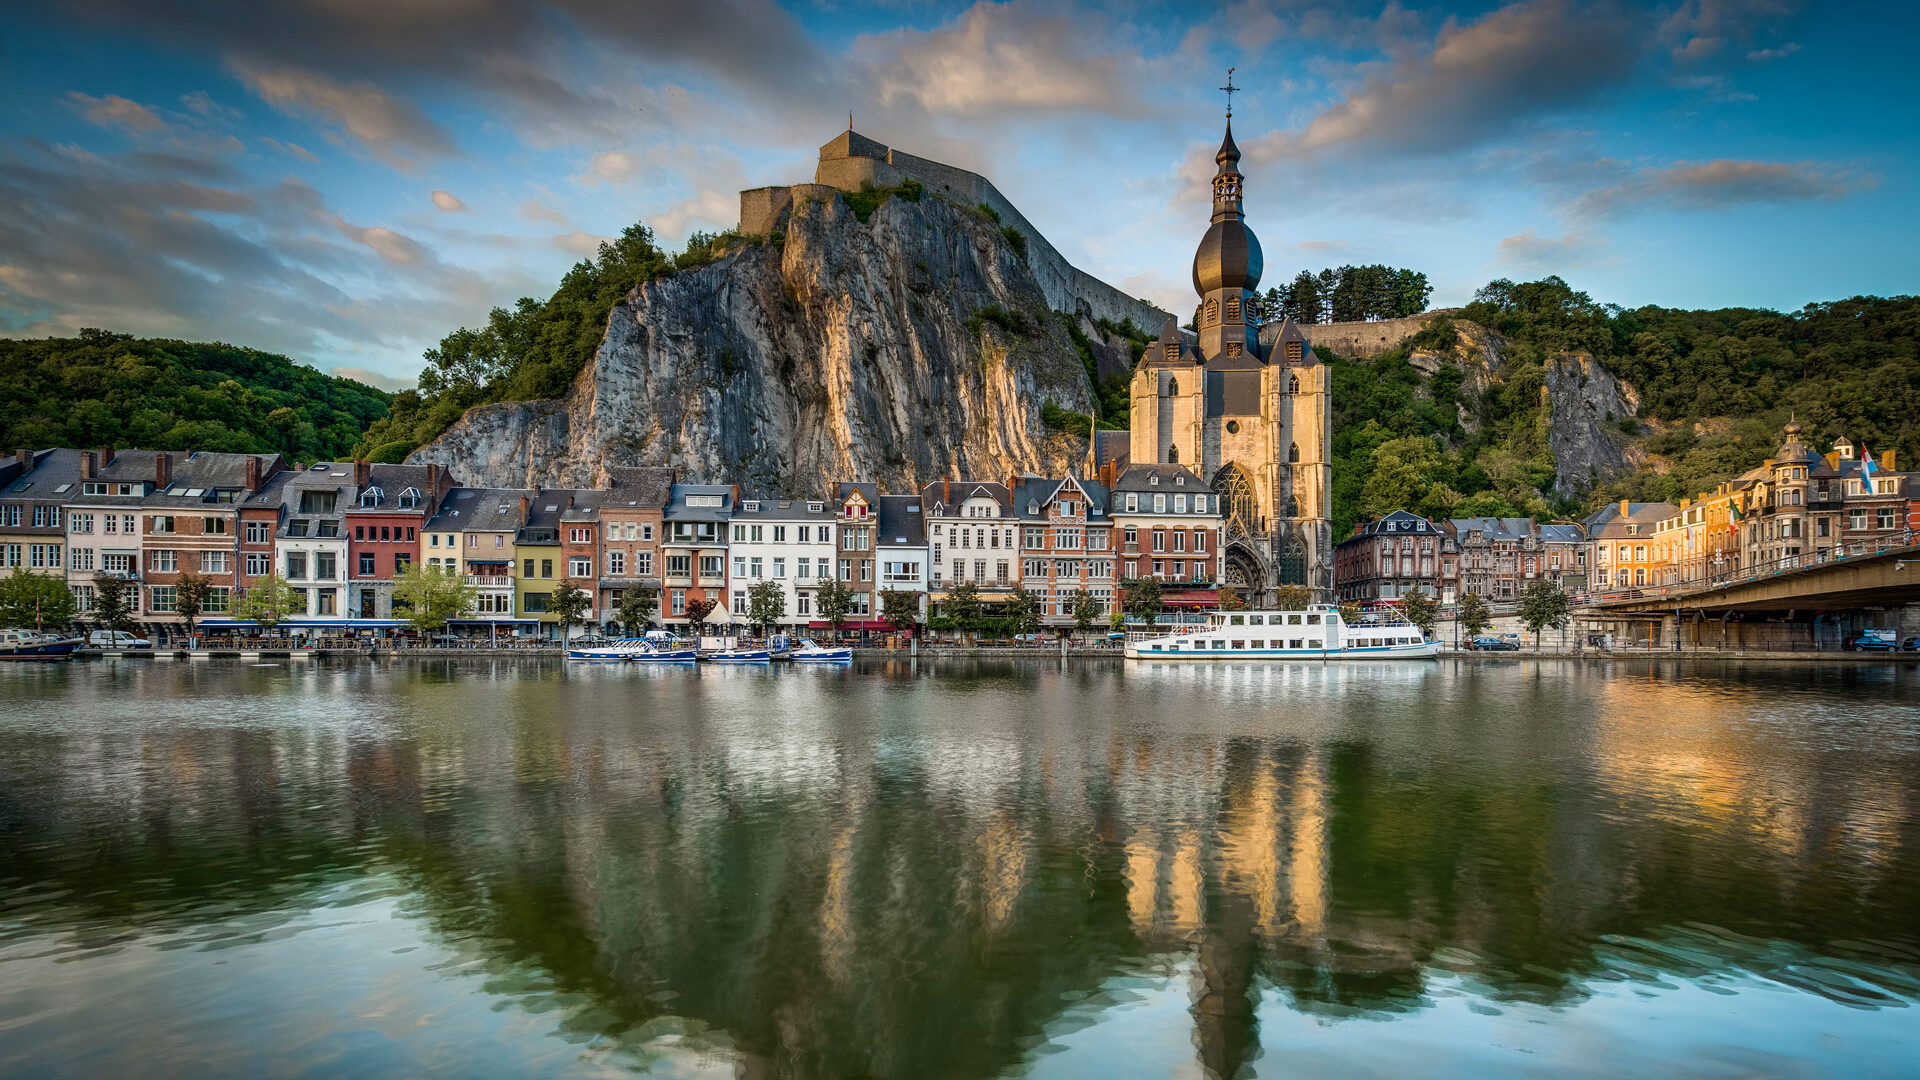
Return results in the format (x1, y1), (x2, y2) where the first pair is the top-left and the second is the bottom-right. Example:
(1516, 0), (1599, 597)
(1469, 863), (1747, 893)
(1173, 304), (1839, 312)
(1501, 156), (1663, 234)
(1580, 531), (1918, 606)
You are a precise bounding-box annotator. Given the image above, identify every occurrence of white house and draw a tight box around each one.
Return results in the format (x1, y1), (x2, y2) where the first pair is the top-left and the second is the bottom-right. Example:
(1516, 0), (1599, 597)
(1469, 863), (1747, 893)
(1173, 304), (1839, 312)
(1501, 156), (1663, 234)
(727, 496), (837, 629)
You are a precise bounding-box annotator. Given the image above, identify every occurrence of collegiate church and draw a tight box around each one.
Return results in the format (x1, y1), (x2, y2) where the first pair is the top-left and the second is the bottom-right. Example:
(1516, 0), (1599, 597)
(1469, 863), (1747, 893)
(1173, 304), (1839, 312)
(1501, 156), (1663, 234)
(1123, 118), (1334, 604)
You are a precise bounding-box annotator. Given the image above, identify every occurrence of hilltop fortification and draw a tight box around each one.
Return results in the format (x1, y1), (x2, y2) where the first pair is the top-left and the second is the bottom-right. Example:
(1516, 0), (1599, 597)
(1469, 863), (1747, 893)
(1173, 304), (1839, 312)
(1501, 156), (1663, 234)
(741, 131), (1169, 332)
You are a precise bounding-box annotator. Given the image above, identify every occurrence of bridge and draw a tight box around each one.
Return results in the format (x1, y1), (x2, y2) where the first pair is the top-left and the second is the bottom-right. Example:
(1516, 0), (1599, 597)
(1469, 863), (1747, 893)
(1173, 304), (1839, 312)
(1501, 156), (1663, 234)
(1577, 535), (1920, 650)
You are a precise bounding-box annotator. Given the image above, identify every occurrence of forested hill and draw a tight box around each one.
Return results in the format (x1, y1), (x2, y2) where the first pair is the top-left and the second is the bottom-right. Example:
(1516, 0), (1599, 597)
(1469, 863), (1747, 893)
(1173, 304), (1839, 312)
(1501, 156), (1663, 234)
(1327, 280), (1920, 538)
(0, 330), (390, 461)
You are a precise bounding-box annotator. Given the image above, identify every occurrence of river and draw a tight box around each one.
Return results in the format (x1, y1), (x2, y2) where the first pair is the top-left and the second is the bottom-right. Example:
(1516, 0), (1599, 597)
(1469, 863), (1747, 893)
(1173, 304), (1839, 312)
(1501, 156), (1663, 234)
(2, 658), (1917, 1079)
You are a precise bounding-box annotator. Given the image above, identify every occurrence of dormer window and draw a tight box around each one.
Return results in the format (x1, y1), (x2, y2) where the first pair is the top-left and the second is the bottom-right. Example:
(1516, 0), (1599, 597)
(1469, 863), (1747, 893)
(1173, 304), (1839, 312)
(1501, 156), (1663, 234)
(1149, 474), (1159, 486)
(397, 488), (419, 509)
(743, 500), (760, 511)
(1027, 501), (1039, 515)
(359, 488), (383, 508)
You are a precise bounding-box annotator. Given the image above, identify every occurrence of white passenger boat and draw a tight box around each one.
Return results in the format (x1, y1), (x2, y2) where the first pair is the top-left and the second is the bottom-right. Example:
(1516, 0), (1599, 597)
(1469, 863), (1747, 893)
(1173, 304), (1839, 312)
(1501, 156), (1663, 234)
(0, 628), (82, 661)
(789, 638), (853, 663)
(1124, 605), (1439, 660)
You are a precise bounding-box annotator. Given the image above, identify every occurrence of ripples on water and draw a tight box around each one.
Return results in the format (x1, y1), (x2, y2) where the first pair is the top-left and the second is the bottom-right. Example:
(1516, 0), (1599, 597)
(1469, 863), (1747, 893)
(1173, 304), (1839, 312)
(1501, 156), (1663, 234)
(1, 658), (1917, 1079)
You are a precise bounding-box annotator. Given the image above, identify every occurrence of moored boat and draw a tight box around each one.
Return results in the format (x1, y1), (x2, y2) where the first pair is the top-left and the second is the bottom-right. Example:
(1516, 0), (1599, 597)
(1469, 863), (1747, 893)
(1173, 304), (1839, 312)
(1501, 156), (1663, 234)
(0, 628), (83, 661)
(789, 638), (853, 663)
(1124, 604), (1438, 661)
(567, 638), (652, 660)
(707, 647), (772, 663)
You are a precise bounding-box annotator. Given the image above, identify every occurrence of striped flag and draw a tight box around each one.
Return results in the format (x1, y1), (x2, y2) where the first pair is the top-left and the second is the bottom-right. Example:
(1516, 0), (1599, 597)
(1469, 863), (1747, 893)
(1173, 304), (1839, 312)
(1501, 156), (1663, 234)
(1728, 503), (1741, 536)
(1861, 447), (1879, 481)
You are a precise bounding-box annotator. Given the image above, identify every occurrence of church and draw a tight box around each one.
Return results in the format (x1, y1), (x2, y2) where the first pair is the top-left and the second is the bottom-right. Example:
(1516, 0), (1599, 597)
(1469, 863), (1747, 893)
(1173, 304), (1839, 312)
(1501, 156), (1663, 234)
(1121, 118), (1334, 605)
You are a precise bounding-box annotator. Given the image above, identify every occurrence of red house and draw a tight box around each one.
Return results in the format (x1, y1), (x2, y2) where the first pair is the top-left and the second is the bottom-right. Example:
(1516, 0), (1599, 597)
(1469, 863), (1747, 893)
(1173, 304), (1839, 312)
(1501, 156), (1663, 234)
(344, 462), (453, 623)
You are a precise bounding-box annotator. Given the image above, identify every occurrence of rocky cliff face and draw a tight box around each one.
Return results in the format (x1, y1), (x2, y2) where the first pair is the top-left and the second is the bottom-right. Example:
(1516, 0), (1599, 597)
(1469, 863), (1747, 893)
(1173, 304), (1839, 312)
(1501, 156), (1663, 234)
(411, 191), (1094, 491)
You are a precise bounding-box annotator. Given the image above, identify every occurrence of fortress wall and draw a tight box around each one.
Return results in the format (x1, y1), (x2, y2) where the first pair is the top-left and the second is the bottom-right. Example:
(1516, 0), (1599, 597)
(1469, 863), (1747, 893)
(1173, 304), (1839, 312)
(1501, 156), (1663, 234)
(739, 187), (793, 237)
(1297, 311), (1457, 359)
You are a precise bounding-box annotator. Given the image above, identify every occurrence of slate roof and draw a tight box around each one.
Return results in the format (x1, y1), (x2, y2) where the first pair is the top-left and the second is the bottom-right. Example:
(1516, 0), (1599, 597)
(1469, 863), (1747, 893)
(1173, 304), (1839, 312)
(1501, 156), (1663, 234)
(918, 479), (1011, 517)
(3, 448), (86, 506)
(876, 495), (927, 548)
(559, 489), (606, 523)
(345, 464), (442, 514)
(1450, 516), (1538, 542)
(66, 450), (163, 506)
(1090, 430), (1131, 471)
(603, 466), (674, 509)
(423, 487), (533, 533)
(1537, 523), (1587, 544)
(1338, 509), (1442, 548)
(1579, 503), (1677, 538)
(732, 495), (836, 521)
(665, 483), (735, 521)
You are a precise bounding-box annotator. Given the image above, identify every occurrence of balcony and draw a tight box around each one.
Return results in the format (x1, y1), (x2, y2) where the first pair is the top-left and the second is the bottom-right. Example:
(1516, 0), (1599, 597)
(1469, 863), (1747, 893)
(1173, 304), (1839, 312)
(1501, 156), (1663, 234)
(697, 574), (724, 588)
(466, 574), (513, 587)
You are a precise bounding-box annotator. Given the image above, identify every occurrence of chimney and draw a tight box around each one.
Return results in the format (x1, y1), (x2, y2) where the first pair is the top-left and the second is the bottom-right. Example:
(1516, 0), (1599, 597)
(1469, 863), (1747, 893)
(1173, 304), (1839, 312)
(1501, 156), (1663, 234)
(731, 483), (741, 505)
(519, 495), (529, 522)
(943, 479), (952, 506)
(1885, 449), (1897, 471)
(426, 464), (442, 493)
(155, 451), (172, 488)
(99, 447), (115, 467)
(245, 455), (261, 491)
(353, 459), (371, 487)
(81, 451), (96, 480)
(15, 449), (31, 472)
(1618, 499), (1629, 517)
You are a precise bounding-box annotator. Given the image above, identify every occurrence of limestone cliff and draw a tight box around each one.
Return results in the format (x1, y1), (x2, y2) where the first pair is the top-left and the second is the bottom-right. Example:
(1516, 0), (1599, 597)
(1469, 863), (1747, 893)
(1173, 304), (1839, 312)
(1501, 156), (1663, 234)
(410, 191), (1095, 492)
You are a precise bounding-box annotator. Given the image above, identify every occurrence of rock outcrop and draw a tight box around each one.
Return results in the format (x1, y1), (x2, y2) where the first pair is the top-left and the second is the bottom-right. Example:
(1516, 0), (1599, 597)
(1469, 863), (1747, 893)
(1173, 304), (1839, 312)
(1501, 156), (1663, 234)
(411, 190), (1095, 492)
(1544, 352), (1641, 497)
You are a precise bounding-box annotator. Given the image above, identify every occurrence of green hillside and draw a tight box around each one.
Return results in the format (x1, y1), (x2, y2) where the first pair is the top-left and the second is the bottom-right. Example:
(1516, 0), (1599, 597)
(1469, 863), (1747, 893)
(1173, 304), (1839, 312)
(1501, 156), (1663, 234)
(0, 330), (390, 462)
(1324, 279), (1920, 537)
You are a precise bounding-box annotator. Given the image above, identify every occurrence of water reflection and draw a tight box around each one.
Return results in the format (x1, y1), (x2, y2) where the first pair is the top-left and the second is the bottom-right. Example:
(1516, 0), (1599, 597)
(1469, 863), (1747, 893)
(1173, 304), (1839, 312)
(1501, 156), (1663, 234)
(1, 659), (1917, 1079)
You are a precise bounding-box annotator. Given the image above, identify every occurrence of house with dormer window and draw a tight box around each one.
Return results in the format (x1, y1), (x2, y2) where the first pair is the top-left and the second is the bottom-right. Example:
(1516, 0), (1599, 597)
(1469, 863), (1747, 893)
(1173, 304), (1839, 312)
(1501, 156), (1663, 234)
(920, 479), (1016, 612)
(343, 462), (454, 624)
(1009, 472), (1116, 626)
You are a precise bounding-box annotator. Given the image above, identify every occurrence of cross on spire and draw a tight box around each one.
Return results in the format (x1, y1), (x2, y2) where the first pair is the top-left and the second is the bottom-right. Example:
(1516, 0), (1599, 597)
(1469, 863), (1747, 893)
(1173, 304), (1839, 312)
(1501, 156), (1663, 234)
(1221, 67), (1238, 118)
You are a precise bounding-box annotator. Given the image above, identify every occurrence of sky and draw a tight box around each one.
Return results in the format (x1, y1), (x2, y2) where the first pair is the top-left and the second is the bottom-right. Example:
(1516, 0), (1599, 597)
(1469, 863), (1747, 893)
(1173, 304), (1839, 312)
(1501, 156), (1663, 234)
(1, 0), (1914, 390)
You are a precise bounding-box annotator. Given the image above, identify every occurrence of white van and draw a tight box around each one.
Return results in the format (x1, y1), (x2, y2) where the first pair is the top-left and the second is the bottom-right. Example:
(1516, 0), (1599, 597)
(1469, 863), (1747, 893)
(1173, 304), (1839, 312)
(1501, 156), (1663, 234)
(88, 630), (151, 649)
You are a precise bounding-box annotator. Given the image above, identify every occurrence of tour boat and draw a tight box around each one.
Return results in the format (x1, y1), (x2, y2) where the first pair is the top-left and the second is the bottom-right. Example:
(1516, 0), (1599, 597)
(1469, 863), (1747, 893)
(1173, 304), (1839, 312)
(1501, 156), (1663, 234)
(1124, 605), (1439, 661)
(707, 647), (772, 663)
(567, 638), (653, 660)
(628, 641), (698, 662)
(0, 629), (83, 661)
(789, 638), (853, 663)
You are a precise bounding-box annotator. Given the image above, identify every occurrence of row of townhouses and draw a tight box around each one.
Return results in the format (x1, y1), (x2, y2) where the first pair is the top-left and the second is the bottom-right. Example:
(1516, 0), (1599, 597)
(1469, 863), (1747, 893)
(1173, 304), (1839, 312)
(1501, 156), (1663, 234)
(1332, 423), (1918, 604)
(0, 448), (1226, 637)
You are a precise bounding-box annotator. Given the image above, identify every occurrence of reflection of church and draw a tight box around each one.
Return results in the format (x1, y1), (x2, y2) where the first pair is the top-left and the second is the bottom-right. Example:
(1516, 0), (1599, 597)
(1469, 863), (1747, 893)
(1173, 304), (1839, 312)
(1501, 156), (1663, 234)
(1126, 119), (1334, 603)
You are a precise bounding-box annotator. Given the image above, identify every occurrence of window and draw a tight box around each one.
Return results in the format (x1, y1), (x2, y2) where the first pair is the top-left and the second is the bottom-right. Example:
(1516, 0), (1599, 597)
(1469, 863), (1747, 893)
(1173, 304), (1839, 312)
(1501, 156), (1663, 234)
(286, 552), (307, 579)
(359, 553), (376, 576)
(1152, 529), (1166, 553)
(541, 559), (553, 579)
(734, 556), (747, 578)
(772, 526), (786, 543)
(150, 549), (178, 573)
(636, 552), (654, 576)
(149, 515), (175, 534)
(640, 524), (654, 542)
(609, 551), (626, 576)
(149, 586), (177, 613)
(315, 552), (336, 580)
(69, 547), (94, 571)
(797, 593), (812, 615)
(1194, 530), (1207, 552)
(205, 588), (231, 614)
(1850, 509), (1867, 530)
(245, 552), (270, 576)
(70, 513), (94, 534)
(522, 592), (548, 614)
(570, 557), (592, 577)
(749, 557), (763, 578)
(1172, 530), (1186, 553)
(201, 551), (230, 575)
(733, 590), (747, 615)
(1878, 508), (1897, 530)
(773, 557), (786, 578)
(1153, 494), (1166, 513)
(699, 555), (722, 578)
(1175, 495), (1187, 513)
(671, 590), (686, 616)
(203, 516), (227, 535)
(523, 559), (535, 579)
(299, 491), (336, 515)
(1024, 527), (1045, 549)
(666, 554), (690, 577)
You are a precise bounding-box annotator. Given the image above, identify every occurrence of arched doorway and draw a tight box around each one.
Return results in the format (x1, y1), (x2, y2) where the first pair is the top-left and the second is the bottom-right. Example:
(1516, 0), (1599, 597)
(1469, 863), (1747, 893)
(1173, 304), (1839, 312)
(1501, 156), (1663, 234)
(1222, 542), (1266, 604)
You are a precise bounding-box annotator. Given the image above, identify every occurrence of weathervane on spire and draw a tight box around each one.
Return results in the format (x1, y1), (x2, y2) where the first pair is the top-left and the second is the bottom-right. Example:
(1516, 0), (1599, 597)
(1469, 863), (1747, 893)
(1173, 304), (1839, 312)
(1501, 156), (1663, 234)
(1221, 67), (1238, 119)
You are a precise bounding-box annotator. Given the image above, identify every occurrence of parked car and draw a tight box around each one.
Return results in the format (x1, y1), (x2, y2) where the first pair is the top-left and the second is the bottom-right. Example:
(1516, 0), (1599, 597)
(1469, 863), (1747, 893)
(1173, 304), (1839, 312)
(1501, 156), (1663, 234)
(1846, 630), (1899, 652)
(1468, 636), (1519, 652)
(1904, 637), (1920, 653)
(87, 630), (151, 649)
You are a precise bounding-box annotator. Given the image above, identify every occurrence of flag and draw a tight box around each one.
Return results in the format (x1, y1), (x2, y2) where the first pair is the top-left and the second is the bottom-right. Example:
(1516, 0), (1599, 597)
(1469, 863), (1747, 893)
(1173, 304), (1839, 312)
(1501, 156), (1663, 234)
(1861, 447), (1879, 480)
(1728, 503), (1741, 537)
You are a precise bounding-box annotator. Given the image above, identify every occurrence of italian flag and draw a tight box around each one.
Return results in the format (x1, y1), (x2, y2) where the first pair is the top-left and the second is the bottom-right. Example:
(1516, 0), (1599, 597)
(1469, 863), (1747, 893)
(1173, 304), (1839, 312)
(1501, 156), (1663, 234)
(1728, 504), (1742, 536)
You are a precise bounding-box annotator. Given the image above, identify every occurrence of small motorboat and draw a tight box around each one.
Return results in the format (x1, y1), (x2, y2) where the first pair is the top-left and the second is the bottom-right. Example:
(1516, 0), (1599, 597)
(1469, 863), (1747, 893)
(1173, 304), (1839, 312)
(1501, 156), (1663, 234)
(789, 638), (852, 663)
(707, 647), (771, 663)
(567, 637), (644, 660)
(0, 628), (83, 661)
(627, 640), (697, 662)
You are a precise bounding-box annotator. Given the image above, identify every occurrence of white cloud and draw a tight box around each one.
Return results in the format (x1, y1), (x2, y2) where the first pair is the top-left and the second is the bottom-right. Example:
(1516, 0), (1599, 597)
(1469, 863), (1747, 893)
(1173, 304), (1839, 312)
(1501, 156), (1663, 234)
(858, 2), (1146, 118)
(517, 199), (568, 224)
(66, 91), (164, 132)
(1573, 159), (1873, 217)
(232, 60), (457, 169)
(1495, 229), (1607, 270)
(261, 136), (319, 162)
(575, 150), (636, 186)
(430, 189), (467, 211)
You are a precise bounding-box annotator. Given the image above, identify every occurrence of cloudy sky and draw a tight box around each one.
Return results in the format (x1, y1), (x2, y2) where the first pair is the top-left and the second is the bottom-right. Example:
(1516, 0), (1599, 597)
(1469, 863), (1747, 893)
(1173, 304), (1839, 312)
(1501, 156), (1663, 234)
(1, 0), (1912, 389)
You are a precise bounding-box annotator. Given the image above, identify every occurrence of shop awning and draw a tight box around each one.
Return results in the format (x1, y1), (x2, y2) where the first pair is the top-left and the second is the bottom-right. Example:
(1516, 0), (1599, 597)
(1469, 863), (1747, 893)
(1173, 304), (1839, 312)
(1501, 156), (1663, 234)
(1162, 589), (1219, 608)
(448, 618), (539, 626)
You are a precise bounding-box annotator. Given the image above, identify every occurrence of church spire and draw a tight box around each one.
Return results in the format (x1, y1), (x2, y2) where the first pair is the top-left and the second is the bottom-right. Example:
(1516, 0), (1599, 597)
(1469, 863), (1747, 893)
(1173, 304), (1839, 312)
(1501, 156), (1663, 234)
(1211, 119), (1244, 223)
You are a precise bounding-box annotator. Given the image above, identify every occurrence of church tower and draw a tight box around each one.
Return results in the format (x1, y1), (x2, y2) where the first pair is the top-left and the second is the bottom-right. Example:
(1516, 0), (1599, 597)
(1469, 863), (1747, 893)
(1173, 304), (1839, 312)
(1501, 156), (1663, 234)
(1127, 104), (1335, 603)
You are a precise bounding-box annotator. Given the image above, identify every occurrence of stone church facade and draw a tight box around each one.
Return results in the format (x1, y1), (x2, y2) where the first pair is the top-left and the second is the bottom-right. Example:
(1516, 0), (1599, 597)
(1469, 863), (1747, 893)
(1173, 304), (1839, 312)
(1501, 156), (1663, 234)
(1126, 121), (1335, 603)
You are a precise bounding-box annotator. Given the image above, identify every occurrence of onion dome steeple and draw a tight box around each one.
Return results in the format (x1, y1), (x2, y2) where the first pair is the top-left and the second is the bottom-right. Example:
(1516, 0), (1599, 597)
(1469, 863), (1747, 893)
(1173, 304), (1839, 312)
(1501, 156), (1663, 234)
(1192, 117), (1264, 298)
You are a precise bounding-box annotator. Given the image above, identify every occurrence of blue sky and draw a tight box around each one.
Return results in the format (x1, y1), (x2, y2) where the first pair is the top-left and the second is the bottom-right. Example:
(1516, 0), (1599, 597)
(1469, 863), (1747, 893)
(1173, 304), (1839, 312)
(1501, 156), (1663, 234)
(1, 0), (1913, 389)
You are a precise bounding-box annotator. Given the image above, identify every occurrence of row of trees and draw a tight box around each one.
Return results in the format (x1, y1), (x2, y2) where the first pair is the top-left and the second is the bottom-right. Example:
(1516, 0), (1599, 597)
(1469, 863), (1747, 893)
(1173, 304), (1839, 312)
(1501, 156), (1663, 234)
(1255, 265), (1433, 326)
(1390, 580), (1572, 646)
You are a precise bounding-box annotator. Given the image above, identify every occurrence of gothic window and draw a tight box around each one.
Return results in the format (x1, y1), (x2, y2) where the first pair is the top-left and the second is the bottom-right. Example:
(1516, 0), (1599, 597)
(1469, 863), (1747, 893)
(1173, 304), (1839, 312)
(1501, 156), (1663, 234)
(1225, 341), (1243, 357)
(1279, 537), (1307, 585)
(1225, 296), (1241, 322)
(1204, 298), (1219, 324)
(1166, 377), (1178, 396)
(1289, 442), (1300, 463)
(1285, 495), (1299, 517)
(1168, 445), (1179, 463)
(1288, 374), (1300, 394)
(1211, 465), (1259, 540)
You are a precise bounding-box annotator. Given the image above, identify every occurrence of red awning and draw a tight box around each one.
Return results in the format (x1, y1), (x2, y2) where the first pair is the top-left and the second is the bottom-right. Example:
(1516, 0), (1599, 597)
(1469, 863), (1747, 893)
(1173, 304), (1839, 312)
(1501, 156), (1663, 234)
(1162, 589), (1219, 607)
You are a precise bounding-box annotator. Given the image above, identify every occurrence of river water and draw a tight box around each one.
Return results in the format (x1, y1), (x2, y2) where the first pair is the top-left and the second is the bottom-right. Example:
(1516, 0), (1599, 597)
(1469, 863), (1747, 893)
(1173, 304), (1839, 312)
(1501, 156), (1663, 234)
(1, 658), (1917, 1079)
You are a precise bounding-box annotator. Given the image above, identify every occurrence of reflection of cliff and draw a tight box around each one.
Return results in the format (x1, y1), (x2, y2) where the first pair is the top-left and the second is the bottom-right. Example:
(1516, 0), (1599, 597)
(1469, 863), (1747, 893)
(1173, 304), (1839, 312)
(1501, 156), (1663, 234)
(3, 661), (1918, 1078)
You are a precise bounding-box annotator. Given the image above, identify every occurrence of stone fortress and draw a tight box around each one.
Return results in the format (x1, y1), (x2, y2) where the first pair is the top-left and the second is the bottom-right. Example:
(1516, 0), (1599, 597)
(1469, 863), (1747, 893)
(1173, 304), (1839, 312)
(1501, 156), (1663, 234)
(739, 130), (1170, 333)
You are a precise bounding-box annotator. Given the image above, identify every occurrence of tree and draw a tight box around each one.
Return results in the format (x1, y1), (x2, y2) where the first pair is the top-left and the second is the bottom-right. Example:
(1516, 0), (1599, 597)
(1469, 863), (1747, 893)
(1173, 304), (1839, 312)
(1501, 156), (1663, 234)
(615, 585), (658, 634)
(941, 580), (983, 642)
(1004, 585), (1042, 638)
(392, 562), (475, 634)
(1400, 587), (1439, 638)
(91, 574), (136, 634)
(549, 579), (591, 640)
(1274, 584), (1314, 610)
(1069, 587), (1101, 639)
(748, 579), (787, 635)
(236, 572), (297, 630)
(1122, 577), (1163, 630)
(0, 570), (76, 631)
(879, 588), (919, 633)
(1216, 583), (1248, 611)
(1518, 579), (1571, 647)
(683, 595), (717, 636)
(174, 570), (213, 636)
(1457, 591), (1493, 640)
(813, 578), (854, 639)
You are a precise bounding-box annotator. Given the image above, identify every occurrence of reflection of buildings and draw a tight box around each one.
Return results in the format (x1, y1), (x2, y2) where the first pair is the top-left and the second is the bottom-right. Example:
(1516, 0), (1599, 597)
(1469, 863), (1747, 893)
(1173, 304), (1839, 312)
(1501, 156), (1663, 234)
(6, 661), (1917, 1080)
